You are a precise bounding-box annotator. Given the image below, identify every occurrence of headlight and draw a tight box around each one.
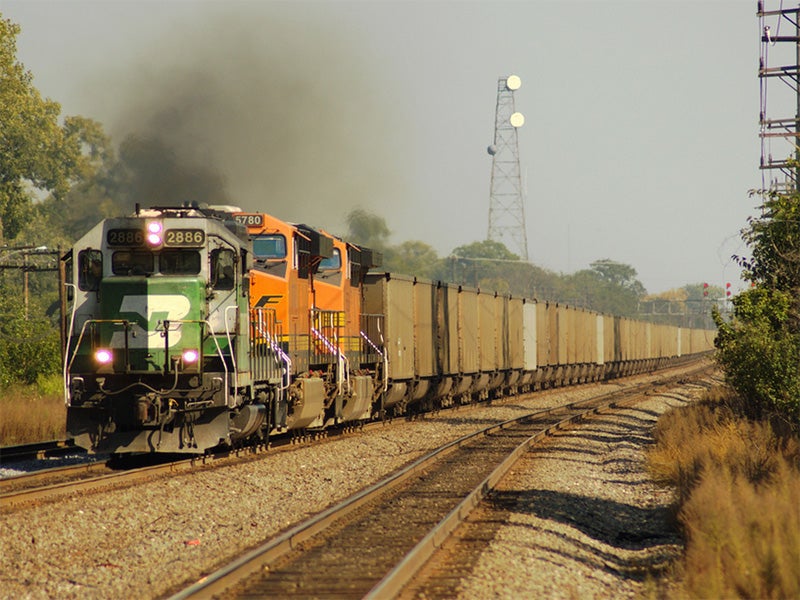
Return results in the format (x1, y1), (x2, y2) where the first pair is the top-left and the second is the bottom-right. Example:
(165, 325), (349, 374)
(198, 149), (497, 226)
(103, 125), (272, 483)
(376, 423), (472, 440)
(146, 221), (163, 246)
(94, 349), (113, 364)
(182, 349), (199, 364)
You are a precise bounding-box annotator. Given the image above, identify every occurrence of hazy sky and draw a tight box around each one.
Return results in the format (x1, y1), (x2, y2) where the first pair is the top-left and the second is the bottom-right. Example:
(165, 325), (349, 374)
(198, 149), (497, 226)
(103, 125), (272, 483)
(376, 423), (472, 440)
(3, 0), (767, 294)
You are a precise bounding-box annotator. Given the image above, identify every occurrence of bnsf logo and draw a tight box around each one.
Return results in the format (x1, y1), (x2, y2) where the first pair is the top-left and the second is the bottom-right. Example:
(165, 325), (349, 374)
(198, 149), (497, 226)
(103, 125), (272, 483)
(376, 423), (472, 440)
(110, 295), (192, 349)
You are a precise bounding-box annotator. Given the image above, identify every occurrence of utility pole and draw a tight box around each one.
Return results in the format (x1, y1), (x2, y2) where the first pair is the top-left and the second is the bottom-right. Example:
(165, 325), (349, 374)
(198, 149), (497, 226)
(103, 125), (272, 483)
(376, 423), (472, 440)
(758, 2), (800, 192)
(487, 75), (529, 261)
(0, 246), (61, 319)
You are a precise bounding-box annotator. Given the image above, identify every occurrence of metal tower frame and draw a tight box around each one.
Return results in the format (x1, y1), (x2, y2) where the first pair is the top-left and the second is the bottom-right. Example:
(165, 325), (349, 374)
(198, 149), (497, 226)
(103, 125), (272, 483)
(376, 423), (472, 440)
(758, 2), (800, 192)
(487, 75), (529, 261)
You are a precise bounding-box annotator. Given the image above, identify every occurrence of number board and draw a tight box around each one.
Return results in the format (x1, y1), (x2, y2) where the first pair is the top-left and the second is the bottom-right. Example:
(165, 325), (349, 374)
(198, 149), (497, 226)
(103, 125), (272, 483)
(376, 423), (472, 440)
(107, 229), (144, 246)
(234, 213), (264, 227)
(164, 229), (205, 247)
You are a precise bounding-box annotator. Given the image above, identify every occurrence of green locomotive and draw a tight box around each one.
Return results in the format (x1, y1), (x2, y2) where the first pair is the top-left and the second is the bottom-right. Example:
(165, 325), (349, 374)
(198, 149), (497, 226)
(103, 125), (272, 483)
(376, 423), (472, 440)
(62, 205), (277, 453)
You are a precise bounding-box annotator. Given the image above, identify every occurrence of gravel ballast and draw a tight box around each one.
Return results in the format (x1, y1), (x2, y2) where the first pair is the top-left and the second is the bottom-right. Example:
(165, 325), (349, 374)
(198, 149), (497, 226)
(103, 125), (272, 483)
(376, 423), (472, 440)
(0, 369), (709, 599)
(453, 392), (695, 599)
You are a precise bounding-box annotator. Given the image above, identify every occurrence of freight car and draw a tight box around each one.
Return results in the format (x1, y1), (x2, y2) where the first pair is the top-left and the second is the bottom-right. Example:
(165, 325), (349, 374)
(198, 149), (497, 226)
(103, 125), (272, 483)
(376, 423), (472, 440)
(61, 205), (715, 455)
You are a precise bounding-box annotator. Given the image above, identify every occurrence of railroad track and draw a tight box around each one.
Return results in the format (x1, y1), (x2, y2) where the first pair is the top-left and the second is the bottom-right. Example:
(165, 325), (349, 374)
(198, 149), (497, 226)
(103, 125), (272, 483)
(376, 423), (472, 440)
(0, 444), (270, 511)
(1, 363), (716, 515)
(0, 439), (83, 463)
(169, 365), (712, 599)
(1, 422), (383, 511)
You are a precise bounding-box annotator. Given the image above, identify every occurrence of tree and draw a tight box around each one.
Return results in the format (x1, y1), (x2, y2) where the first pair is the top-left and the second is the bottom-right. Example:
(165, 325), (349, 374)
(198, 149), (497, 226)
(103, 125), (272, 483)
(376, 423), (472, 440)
(0, 16), (93, 242)
(714, 188), (800, 425)
(737, 190), (800, 295)
(557, 259), (646, 316)
(345, 208), (391, 250)
(383, 240), (439, 278)
(452, 239), (519, 261)
(0, 15), (111, 387)
(447, 240), (521, 289)
(590, 259), (647, 297)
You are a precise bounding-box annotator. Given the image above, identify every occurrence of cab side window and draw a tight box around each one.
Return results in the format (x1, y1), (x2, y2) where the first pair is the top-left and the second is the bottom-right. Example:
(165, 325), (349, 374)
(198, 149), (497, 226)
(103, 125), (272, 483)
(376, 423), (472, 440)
(319, 248), (341, 271)
(210, 248), (236, 291)
(78, 249), (103, 291)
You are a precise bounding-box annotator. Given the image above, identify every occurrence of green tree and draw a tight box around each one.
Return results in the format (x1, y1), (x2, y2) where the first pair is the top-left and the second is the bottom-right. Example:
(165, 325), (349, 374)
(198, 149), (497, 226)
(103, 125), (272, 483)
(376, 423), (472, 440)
(447, 240), (521, 289)
(0, 292), (60, 385)
(590, 259), (647, 297)
(452, 239), (520, 261)
(345, 208), (391, 251)
(559, 260), (646, 316)
(0, 14), (110, 387)
(715, 287), (800, 421)
(0, 16), (92, 242)
(383, 240), (439, 278)
(715, 189), (800, 424)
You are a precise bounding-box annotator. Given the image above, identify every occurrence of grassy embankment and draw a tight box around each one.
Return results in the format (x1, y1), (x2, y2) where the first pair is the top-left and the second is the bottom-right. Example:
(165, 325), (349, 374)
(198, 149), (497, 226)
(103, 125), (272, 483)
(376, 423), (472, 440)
(0, 375), (66, 445)
(648, 387), (800, 598)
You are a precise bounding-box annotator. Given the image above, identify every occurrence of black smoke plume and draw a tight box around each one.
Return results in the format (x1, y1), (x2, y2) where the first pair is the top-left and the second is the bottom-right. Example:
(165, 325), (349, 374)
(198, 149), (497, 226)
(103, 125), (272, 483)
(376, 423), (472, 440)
(93, 6), (410, 233)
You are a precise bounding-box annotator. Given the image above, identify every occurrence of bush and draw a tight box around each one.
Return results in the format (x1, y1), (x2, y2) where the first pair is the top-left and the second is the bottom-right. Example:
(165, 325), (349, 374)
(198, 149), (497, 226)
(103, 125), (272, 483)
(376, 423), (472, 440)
(0, 310), (61, 386)
(714, 287), (800, 425)
(648, 389), (800, 598)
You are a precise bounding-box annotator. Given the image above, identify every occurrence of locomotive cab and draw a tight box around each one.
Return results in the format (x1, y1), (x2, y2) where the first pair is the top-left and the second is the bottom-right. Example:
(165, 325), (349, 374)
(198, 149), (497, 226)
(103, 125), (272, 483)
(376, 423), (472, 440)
(62, 206), (262, 454)
(234, 212), (335, 431)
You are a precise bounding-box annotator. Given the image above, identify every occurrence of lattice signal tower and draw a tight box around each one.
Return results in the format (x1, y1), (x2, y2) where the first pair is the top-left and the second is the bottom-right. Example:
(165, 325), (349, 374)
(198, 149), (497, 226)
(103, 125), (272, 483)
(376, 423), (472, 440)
(487, 75), (528, 261)
(758, 2), (800, 192)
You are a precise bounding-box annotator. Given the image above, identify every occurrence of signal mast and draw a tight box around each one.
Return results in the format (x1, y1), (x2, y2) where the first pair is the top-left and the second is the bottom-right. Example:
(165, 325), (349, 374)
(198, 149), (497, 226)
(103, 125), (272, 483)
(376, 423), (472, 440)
(758, 2), (800, 192)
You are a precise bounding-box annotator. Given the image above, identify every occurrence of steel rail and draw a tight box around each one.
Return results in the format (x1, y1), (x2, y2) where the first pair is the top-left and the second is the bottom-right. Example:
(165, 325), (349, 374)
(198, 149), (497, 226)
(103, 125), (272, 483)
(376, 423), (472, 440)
(366, 386), (652, 598)
(1, 361), (711, 513)
(169, 364), (712, 599)
(0, 439), (81, 463)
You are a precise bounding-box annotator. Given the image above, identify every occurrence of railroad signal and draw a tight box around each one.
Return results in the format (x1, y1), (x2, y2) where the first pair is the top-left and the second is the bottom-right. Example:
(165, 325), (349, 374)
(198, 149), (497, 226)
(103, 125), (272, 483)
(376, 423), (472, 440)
(726, 282), (732, 297)
(703, 282), (709, 297)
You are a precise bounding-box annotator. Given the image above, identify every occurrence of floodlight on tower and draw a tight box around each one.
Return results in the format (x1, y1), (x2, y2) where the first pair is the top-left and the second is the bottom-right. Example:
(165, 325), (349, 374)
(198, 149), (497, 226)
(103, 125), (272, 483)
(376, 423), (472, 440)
(506, 74), (521, 91)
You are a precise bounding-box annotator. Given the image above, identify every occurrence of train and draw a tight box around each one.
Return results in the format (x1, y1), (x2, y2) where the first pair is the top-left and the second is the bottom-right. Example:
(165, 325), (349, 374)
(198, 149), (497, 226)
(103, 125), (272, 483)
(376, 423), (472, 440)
(60, 204), (715, 454)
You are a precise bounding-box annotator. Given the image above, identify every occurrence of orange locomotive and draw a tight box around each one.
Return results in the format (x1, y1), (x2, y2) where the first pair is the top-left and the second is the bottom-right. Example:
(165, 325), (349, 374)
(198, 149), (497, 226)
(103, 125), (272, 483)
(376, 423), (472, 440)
(233, 212), (382, 432)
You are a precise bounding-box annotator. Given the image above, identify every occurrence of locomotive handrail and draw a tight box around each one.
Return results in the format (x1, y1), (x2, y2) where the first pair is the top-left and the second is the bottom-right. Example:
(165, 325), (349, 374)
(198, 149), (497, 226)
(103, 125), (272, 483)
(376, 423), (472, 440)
(338, 347), (349, 397)
(224, 305), (240, 404)
(360, 313), (388, 393)
(312, 324), (350, 395)
(63, 282), (77, 405)
(251, 307), (291, 392)
(66, 316), (235, 403)
(311, 308), (351, 397)
(66, 318), (132, 377)
(160, 318), (234, 407)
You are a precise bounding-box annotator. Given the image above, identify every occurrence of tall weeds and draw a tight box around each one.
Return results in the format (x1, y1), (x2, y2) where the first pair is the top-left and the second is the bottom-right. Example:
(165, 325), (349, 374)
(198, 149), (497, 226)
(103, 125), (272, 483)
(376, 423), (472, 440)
(0, 375), (66, 444)
(648, 388), (800, 599)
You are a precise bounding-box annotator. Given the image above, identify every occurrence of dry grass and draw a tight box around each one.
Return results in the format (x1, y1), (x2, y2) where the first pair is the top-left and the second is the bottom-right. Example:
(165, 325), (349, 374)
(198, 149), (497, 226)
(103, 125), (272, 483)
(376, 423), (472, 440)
(0, 375), (66, 445)
(648, 387), (800, 599)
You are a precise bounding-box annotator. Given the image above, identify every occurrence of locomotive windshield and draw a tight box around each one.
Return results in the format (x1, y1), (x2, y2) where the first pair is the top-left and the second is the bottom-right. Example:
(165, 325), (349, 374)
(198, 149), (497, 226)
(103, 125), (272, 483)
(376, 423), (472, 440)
(253, 234), (287, 259)
(112, 250), (154, 275)
(160, 250), (201, 275)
